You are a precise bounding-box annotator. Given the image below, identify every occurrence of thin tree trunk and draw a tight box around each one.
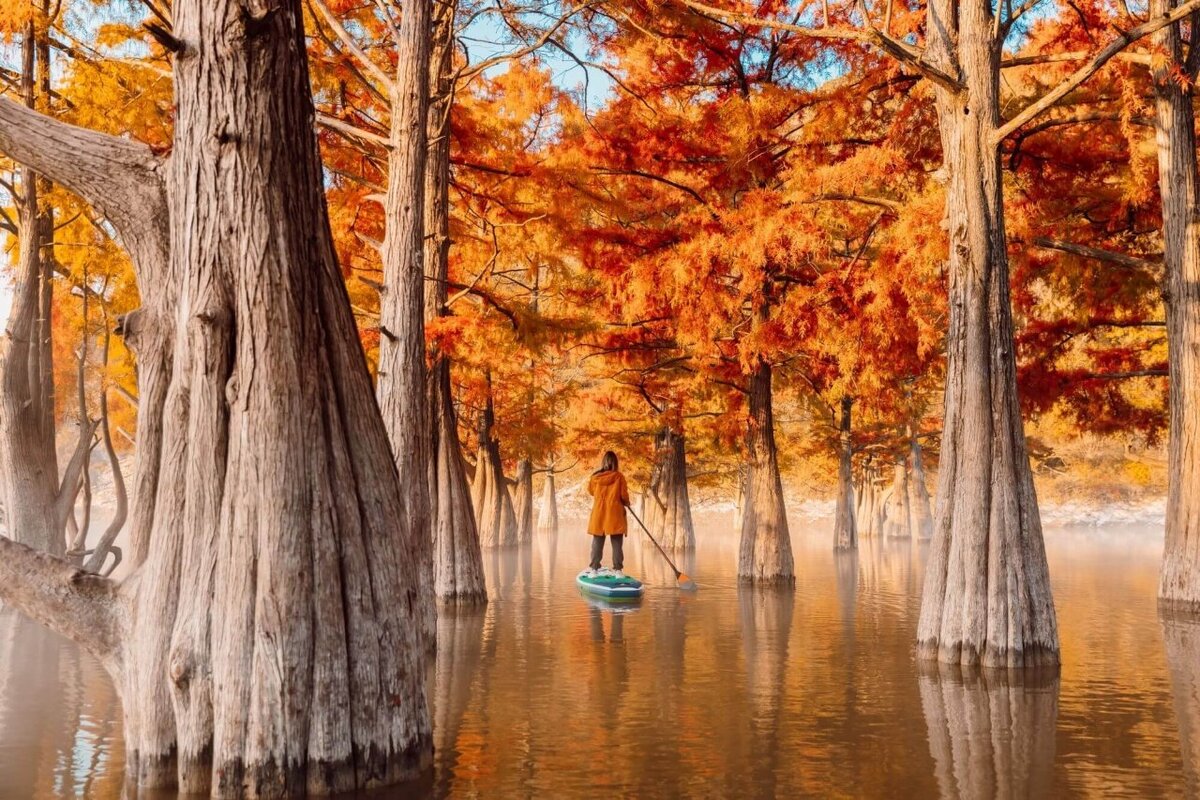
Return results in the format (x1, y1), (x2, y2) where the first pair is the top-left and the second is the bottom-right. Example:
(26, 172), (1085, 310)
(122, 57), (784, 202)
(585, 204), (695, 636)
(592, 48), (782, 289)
(424, 0), (485, 603)
(513, 459), (534, 544)
(536, 471), (558, 535)
(378, 0), (435, 643)
(882, 461), (912, 539)
(647, 427), (696, 551)
(909, 434), (934, 541)
(0, 18), (60, 555)
(738, 362), (794, 585)
(833, 396), (857, 551)
(916, 0), (1059, 668)
(471, 390), (519, 548)
(1152, 0), (1200, 611)
(856, 460), (879, 539)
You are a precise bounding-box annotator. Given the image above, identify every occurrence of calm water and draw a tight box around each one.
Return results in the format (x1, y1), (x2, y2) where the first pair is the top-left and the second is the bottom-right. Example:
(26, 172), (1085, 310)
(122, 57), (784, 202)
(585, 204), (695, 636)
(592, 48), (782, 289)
(2, 513), (1199, 799)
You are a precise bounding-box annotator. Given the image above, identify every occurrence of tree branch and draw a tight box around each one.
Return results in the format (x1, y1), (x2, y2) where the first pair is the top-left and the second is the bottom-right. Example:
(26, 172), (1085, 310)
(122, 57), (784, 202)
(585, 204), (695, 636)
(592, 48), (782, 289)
(675, 0), (966, 93)
(1032, 236), (1160, 271)
(0, 536), (124, 662)
(995, 0), (1200, 142)
(0, 98), (169, 285)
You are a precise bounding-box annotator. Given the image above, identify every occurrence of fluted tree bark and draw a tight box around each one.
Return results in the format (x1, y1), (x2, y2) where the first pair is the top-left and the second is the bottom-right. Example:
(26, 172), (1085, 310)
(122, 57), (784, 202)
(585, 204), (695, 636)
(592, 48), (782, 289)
(513, 459), (535, 544)
(645, 426), (696, 551)
(377, 0), (436, 641)
(908, 435), (934, 541)
(1151, 0), (1200, 611)
(472, 388), (519, 548)
(0, 2), (432, 796)
(916, 0), (1058, 669)
(424, 0), (486, 602)
(537, 471), (559, 535)
(738, 362), (794, 585)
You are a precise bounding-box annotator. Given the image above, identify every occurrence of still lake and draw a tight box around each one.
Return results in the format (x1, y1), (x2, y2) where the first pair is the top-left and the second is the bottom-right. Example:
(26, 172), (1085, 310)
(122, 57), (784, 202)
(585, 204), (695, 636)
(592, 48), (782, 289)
(1, 513), (1197, 799)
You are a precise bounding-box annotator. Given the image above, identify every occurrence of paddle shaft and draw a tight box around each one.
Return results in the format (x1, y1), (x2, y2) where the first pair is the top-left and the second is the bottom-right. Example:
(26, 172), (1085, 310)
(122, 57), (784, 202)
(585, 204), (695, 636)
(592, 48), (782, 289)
(627, 506), (684, 580)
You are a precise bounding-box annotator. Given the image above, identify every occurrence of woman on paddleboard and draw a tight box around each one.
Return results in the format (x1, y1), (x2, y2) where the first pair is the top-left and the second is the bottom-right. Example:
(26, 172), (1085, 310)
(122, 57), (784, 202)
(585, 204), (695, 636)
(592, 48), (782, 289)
(586, 451), (631, 578)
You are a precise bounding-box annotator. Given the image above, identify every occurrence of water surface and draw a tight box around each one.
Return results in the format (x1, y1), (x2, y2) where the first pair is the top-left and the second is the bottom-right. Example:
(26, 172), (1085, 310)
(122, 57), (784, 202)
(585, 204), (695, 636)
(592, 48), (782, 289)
(2, 514), (1198, 798)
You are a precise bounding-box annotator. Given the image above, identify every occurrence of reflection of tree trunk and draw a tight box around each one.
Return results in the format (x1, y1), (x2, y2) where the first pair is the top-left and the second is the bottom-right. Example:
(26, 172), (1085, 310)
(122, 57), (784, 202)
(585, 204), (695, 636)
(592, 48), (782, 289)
(909, 436), (934, 541)
(738, 362), (794, 585)
(738, 587), (793, 797)
(833, 397), (857, 551)
(646, 427), (696, 551)
(1162, 610), (1200, 796)
(1152, 0), (1200, 611)
(537, 472), (558, 536)
(918, 663), (1059, 799)
(0, 609), (62, 797)
(472, 390), (518, 548)
(882, 462), (912, 539)
(513, 459), (534, 544)
(432, 606), (487, 799)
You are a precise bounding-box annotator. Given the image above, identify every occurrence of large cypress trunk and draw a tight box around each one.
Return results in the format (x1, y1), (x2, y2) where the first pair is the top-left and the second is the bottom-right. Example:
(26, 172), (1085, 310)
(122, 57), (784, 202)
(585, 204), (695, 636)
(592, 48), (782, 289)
(737, 362), (794, 585)
(116, 2), (432, 794)
(0, 18), (59, 555)
(378, 0), (435, 638)
(855, 460), (881, 539)
(646, 427), (696, 551)
(832, 397), (857, 551)
(424, 0), (485, 602)
(1152, 0), (1200, 611)
(472, 392), (518, 548)
(916, 0), (1059, 668)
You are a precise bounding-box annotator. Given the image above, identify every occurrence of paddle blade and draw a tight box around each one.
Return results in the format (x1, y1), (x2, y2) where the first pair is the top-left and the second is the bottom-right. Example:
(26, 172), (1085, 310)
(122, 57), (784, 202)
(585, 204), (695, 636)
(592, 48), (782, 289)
(677, 573), (698, 592)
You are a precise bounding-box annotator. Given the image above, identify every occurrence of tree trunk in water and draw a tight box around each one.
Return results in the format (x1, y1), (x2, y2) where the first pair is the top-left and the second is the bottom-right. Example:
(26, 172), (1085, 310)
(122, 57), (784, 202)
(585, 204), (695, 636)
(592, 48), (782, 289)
(1152, 0), (1200, 611)
(536, 472), (558, 535)
(916, 0), (1058, 668)
(1, 3), (436, 794)
(909, 436), (934, 541)
(513, 459), (534, 544)
(737, 362), (794, 585)
(832, 397), (857, 551)
(423, 0), (485, 603)
(378, 0), (434, 644)
(882, 462), (912, 539)
(855, 461), (880, 539)
(0, 20), (60, 555)
(646, 428), (696, 551)
(472, 394), (518, 548)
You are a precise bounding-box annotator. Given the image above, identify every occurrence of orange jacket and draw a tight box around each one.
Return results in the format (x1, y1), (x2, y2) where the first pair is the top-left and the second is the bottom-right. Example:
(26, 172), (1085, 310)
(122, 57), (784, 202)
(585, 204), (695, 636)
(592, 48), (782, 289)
(587, 470), (630, 535)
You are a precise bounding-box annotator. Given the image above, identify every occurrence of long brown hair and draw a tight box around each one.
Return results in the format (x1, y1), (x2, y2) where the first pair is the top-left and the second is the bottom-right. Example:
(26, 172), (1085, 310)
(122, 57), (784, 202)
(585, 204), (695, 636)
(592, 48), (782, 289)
(594, 450), (619, 475)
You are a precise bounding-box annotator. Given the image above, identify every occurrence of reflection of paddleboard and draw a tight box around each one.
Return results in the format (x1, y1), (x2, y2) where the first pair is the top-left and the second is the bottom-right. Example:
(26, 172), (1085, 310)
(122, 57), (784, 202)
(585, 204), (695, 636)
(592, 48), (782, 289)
(581, 591), (643, 614)
(576, 569), (644, 601)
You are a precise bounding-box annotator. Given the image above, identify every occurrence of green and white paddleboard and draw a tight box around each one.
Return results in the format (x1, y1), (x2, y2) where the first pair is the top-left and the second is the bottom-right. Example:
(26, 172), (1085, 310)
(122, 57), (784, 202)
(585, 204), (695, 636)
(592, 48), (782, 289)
(576, 569), (644, 600)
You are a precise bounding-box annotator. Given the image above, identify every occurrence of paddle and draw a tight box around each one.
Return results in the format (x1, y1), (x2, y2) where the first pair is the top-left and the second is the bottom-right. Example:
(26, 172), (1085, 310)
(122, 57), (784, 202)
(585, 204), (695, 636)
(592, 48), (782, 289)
(627, 506), (698, 591)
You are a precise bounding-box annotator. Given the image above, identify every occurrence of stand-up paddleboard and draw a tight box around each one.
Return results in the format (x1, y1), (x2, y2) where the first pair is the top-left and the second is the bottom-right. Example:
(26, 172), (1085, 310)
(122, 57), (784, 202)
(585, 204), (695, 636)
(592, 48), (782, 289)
(576, 569), (644, 600)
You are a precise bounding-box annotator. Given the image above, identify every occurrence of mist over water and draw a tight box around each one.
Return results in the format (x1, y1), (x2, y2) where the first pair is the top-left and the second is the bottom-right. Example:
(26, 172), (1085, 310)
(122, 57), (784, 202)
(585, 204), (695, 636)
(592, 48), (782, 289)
(1, 513), (1197, 798)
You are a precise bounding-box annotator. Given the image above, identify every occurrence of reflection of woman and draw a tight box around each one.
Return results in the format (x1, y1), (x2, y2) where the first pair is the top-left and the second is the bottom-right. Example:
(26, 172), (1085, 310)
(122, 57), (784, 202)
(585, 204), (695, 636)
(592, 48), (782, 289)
(586, 451), (631, 578)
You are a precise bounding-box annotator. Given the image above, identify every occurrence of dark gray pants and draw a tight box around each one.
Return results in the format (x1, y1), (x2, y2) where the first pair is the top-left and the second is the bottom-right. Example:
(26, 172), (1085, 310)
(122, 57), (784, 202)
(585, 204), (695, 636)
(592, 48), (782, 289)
(589, 534), (624, 570)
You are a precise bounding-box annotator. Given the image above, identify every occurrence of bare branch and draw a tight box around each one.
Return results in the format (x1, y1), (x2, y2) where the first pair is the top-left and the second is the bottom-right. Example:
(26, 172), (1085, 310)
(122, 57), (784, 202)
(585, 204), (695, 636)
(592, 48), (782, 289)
(316, 112), (391, 148)
(1032, 237), (1160, 271)
(308, 0), (395, 96)
(676, 0), (967, 93)
(995, 0), (1200, 142)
